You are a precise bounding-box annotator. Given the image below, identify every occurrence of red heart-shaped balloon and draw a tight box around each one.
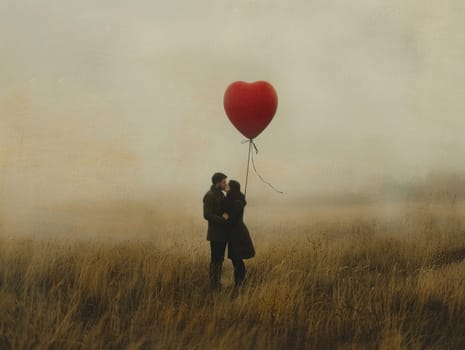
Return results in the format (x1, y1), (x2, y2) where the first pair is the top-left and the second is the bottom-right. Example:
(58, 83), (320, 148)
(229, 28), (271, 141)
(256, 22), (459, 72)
(223, 81), (278, 139)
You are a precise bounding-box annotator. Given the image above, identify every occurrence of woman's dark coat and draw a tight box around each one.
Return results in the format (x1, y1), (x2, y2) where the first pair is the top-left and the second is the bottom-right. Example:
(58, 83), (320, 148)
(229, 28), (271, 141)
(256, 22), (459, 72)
(223, 196), (255, 260)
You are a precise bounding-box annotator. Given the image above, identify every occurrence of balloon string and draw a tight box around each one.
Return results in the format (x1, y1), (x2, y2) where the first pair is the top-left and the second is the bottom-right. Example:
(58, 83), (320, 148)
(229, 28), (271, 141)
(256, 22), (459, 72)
(241, 139), (283, 197)
(243, 140), (252, 198)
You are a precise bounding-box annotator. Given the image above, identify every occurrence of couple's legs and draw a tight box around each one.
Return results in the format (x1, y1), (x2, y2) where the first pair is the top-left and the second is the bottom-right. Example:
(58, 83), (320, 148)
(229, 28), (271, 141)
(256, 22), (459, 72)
(231, 258), (246, 287)
(209, 241), (246, 289)
(209, 241), (227, 289)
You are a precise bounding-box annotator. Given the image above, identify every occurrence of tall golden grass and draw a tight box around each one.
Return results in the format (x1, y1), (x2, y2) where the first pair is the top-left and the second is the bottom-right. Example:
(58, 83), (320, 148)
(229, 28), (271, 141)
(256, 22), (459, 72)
(1, 201), (465, 349)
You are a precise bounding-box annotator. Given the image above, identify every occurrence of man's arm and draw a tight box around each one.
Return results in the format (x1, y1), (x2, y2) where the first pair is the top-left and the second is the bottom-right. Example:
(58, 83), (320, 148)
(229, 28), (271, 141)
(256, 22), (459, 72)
(203, 194), (227, 224)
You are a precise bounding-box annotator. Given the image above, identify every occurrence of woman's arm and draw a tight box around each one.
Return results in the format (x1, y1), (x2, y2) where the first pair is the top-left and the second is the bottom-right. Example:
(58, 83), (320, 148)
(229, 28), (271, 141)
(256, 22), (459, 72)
(228, 200), (244, 225)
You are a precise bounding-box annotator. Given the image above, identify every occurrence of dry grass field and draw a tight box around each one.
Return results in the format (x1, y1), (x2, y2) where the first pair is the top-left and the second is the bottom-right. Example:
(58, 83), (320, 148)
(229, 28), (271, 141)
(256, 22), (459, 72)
(1, 200), (465, 349)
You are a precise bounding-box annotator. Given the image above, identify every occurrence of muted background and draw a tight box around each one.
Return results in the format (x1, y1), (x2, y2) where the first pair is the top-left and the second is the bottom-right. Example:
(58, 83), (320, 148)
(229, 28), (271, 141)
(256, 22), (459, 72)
(1, 0), (465, 236)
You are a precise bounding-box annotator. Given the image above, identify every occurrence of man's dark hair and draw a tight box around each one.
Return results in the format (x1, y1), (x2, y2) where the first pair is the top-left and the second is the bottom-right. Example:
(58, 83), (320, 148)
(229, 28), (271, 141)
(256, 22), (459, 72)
(211, 172), (227, 185)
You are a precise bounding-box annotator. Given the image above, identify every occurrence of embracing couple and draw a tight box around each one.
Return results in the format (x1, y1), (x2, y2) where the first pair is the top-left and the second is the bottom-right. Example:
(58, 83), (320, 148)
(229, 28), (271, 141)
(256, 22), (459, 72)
(203, 172), (255, 291)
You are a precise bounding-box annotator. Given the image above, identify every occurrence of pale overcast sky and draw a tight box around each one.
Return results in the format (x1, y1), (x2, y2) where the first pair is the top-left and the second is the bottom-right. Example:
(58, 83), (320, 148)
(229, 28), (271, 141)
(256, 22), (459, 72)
(1, 1), (465, 232)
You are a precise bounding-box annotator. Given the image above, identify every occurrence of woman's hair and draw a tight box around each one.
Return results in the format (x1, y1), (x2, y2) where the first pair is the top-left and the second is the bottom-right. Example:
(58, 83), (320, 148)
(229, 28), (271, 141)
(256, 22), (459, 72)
(227, 180), (247, 206)
(228, 179), (240, 193)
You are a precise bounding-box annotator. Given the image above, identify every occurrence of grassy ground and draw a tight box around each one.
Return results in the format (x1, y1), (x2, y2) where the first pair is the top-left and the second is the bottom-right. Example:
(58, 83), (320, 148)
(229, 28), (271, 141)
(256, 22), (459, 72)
(1, 201), (465, 349)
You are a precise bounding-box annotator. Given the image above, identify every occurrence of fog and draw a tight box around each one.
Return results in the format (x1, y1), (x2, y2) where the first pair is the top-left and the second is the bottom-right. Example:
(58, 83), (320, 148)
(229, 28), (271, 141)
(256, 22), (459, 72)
(1, 1), (465, 235)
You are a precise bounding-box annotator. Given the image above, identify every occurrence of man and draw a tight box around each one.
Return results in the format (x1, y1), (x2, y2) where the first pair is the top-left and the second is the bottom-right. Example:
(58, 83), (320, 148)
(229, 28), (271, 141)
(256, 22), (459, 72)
(203, 172), (230, 290)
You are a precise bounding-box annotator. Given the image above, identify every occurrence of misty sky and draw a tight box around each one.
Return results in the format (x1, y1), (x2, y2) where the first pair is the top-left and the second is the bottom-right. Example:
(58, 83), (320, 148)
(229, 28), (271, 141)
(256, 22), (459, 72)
(1, 0), (465, 223)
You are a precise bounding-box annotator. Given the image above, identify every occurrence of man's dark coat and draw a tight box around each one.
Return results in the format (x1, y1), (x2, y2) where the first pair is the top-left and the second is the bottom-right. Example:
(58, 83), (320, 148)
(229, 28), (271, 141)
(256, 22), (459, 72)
(203, 185), (228, 241)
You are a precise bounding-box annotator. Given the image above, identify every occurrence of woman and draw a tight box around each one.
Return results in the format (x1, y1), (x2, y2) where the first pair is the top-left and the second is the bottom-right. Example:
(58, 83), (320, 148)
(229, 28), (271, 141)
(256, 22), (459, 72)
(222, 179), (255, 287)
